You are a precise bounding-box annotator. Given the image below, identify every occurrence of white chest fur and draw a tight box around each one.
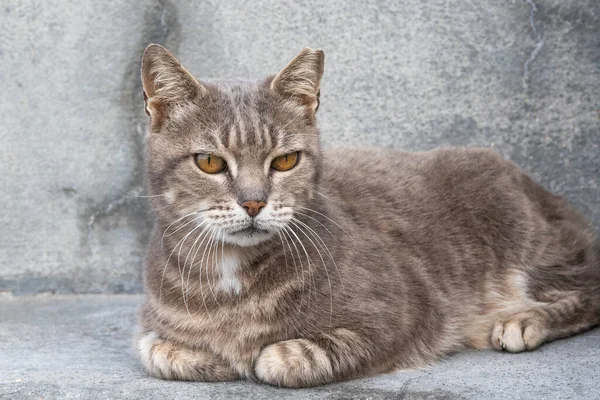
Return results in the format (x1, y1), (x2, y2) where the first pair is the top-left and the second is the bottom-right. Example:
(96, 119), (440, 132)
(216, 252), (242, 294)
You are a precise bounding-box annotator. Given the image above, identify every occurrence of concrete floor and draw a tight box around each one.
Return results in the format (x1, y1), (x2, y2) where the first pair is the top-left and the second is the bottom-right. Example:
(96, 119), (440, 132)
(1, 295), (598, 399)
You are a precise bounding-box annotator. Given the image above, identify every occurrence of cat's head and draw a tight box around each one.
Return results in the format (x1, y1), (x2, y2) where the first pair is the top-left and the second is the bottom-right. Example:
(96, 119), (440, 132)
(141, 45), (324, 247)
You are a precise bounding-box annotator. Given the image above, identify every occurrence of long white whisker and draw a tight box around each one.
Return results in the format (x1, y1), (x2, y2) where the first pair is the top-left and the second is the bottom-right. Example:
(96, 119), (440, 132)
(200, 228), (218, 304)
(280, 225), (306, 310)
(211, 228), (232, 320)
(120, 190), (169, 198)
(294, 210), (338, 241)
(298, 206), (354, 243)
(158, 218), (203, 309)
(160, 212), (199, 250)
(185, 223), (213, 295)
(283, 225), (308, 304)
(293, 217), (347, 301)
(181, 221), (212, 315)
(164, 211), (210, 238)
(275, 113), (305, 135)
(291, 219), (334, 330)
(199, 228), (230, 320)
(284, 224), (316, 303)
(186, 223), (215, 322)
(176, 221), (210, 309)
(276, 230), (290, 274)
(313, 189), (332, 201)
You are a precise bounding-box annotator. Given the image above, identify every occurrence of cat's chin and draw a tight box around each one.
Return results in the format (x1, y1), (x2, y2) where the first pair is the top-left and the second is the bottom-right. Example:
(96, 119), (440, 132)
(223, 228), (275, 247)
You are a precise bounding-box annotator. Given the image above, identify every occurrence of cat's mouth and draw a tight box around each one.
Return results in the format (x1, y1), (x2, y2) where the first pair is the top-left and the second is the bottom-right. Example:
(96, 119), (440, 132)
(224, 224), (273, 247)
(229, 226), (270, 236)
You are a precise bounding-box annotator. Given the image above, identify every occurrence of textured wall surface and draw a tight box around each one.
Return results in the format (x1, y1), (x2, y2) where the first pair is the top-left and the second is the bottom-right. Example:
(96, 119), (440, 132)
(0, 0), (598, 294)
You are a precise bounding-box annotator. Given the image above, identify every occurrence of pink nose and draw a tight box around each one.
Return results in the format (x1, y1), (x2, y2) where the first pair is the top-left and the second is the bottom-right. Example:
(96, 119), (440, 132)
(240, 200), (267, 217)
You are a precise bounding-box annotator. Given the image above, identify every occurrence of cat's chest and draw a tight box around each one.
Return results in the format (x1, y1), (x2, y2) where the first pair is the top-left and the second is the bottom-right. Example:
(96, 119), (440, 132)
(214, 252), (243, 294)
(154, 249), (310, 364)
(183, 295), (291, 367)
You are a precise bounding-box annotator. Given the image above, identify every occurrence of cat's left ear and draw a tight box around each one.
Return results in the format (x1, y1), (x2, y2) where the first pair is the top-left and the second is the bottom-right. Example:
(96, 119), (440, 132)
(270, 47), (325, 116)
(141, 44), (205, 122)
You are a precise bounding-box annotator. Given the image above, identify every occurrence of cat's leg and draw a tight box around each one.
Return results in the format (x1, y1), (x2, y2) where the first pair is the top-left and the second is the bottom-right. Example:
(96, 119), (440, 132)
(493, 241), (600, 353)
(254, 328), (376, 388)
(491, 290), (600, 353)
(137, 331), (239, 381)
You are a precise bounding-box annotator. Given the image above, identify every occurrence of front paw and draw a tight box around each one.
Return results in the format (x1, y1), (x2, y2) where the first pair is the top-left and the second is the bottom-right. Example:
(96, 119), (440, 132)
(137, 331), (238, 381)
(254, 339), (333, 388)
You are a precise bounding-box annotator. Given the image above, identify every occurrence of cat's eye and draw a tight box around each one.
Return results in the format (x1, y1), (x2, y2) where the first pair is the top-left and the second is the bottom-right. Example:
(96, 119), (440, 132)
(195, 153), (227, 174)
(271, 152), (299, 171)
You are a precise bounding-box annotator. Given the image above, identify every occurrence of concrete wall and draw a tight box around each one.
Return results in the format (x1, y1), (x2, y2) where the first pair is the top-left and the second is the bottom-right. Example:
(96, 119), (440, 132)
(1, 0), (598, 294)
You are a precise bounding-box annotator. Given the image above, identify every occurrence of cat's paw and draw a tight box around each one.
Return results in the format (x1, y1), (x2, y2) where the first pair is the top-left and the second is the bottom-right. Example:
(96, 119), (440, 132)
(254, 339), (333, 388)
(491, 313), (547, 353)
(137, 331), (237, 381)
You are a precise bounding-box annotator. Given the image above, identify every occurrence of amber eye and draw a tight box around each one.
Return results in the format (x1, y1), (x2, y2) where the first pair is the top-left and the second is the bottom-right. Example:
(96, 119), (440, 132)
(195, 153), (227, 174)
(271, 152), (299, 171)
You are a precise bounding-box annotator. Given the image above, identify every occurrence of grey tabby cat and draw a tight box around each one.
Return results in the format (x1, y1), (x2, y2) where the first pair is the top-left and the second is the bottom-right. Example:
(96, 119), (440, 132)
(136, 45), (600, 387)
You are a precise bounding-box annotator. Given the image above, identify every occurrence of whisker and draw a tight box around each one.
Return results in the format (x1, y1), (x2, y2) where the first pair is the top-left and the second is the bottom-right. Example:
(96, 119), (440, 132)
(186, 223), (215, 322)
(275, 113), (305, 135)
(119, 189), (169, 198)
(160, 212), (199, 250)
(181, 221), (212, 315)
(200, 228), (219, 306)
(276, 230), (290, 276)
(164, 207), (215, 238)
(177, 221), (210, 305)
(280, 225), (307, 310)
(313, 189), (332, 201)
(211, 228), (232, 319)
(298, 206), (354, 243)
(284, 224), (317, 303)
(278, 228), (305, 304)
(293, 217), (347, 301)
(291, 219), (334, 330)
(294, 210), (338, 241)
(158, 219), (204, 310)
(199, 228), (231, 320)
(284, 225), (309, 303)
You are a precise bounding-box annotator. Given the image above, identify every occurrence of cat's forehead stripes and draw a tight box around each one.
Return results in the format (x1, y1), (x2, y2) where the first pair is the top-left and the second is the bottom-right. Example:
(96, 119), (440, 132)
(200, 81), (292, 153)
(201, 82), (265, 151)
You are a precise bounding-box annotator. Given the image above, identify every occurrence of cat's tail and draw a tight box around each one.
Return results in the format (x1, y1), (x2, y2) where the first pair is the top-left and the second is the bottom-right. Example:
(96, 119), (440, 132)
(485, 238), (600, 353)
(526, 237), (600, 328)
(528, 237), (600, 298)
(577, 238), (600, 309)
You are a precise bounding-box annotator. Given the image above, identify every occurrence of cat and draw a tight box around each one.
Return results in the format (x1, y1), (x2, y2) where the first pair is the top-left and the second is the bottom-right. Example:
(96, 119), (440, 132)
(136, 44), (600, 388)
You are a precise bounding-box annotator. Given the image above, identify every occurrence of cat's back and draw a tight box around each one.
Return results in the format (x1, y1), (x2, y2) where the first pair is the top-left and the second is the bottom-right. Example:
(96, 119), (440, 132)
(321, 146), (518, 206)
(320, 146), (586, 270)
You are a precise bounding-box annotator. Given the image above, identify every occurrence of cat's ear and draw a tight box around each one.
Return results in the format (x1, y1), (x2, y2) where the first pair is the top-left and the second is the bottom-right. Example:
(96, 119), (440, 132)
(141, 44), (205, 121)
(270, 47), (324, 115)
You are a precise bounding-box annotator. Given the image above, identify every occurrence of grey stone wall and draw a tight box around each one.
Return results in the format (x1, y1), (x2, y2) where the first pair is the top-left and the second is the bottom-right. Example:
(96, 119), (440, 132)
(1, 0), (598, 294)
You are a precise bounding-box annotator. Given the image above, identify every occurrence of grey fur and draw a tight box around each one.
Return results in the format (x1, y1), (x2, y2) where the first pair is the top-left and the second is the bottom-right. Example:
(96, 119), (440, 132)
(135, 45), (600, 387)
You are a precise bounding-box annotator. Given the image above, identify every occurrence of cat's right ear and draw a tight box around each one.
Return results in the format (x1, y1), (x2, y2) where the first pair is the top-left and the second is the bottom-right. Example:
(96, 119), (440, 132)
(141, 44), (205, 123)
(270, 47), (325, 117)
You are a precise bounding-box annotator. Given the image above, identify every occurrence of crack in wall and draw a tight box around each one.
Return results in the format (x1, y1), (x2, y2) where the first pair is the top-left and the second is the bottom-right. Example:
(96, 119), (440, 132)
(73, 0), (182, 295)
(86, 0), (180, 247)
(522, 0), (545, 92)
(86, 187), (145, 241)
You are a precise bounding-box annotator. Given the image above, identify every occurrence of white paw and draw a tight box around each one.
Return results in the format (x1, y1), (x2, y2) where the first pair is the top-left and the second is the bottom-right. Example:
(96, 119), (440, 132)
(136, 330), (238, 381)
(255, 339), (333, 388)
(137, 331), (174, 378)
(491, 316), (546, 353)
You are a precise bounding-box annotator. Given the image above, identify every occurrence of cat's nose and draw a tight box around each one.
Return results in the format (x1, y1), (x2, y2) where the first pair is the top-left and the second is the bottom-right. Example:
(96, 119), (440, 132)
(240, 200), (267, 217)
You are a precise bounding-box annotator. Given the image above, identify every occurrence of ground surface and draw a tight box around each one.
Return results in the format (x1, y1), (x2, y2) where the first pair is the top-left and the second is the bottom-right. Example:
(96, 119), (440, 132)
(1, 295), (598, 400)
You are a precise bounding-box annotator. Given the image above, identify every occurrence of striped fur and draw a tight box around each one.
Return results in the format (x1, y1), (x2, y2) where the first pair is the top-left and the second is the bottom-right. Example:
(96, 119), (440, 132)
(136, 45), (600, 387)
